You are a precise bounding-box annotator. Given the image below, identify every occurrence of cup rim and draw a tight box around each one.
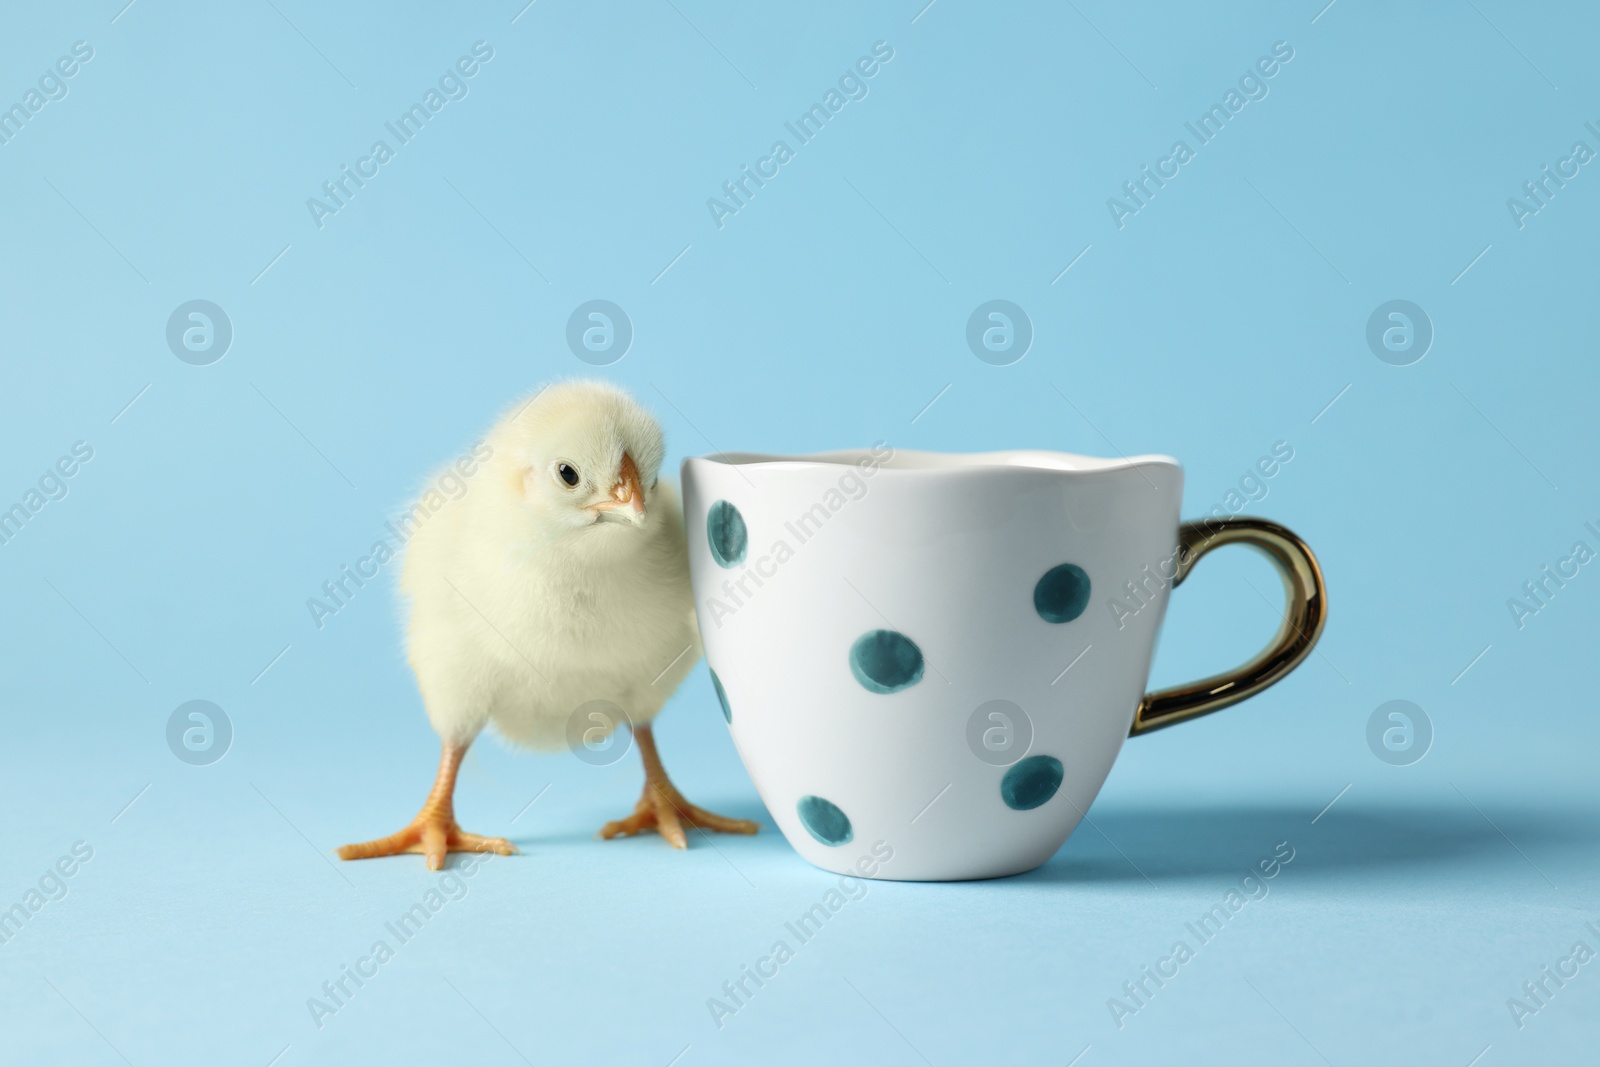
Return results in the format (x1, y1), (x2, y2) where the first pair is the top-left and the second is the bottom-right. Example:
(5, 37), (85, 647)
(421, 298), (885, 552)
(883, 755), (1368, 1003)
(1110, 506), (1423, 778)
(684, 447), (1182, 476)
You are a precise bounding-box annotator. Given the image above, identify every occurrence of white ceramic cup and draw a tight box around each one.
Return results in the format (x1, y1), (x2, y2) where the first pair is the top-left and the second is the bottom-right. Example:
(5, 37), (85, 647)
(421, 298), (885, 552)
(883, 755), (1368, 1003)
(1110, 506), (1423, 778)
(682, 448), (1326, 881)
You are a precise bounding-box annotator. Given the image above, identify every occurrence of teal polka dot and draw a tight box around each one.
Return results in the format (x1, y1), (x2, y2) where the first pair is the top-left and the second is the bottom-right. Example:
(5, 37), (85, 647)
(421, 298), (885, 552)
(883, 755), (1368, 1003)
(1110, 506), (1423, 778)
(707, 500), (747, 567)
(1001, 755), (1064, 811)
(849, 630), (924, 694)
(711, 669), (731, 724)
(797, 795), (853, 846)
(1034, 563), (1091, 623)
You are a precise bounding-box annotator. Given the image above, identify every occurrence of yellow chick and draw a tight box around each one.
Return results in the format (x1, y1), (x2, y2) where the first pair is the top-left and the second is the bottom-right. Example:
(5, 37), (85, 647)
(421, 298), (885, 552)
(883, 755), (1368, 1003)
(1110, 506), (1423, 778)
(338, 380), (756, 869)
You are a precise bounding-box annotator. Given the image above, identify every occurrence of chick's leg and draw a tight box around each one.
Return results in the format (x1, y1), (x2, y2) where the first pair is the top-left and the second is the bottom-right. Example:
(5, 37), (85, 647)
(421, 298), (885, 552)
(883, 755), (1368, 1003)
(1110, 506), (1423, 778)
(337, 740), (517, 869)
(598, 723), (759, 848)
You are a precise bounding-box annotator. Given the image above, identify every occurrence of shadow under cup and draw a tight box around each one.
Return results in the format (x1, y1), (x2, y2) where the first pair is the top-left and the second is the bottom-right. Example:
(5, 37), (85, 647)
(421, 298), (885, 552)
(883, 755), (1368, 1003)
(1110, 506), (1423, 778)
(681, 448), (1325, 881)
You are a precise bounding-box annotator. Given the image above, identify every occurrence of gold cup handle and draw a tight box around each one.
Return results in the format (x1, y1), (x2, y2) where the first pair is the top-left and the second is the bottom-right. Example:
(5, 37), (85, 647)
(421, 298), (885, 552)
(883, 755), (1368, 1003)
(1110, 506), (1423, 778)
(1129, 517), (1327, 737)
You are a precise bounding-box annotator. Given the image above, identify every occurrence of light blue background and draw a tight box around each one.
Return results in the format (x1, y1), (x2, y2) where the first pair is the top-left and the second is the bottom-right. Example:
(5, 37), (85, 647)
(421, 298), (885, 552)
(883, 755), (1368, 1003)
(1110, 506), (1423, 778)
(2, 1), (1597, 1064)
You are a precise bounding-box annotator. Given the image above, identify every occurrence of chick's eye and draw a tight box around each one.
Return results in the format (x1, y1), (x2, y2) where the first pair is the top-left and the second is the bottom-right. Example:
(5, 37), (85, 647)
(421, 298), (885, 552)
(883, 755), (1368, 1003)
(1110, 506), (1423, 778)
(557, 462), (580, 487)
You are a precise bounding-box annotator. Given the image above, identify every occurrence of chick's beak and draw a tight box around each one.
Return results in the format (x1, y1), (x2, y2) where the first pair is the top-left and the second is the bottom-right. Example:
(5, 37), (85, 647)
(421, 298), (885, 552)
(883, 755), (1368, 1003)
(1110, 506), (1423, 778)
(592, 452), (646, 525)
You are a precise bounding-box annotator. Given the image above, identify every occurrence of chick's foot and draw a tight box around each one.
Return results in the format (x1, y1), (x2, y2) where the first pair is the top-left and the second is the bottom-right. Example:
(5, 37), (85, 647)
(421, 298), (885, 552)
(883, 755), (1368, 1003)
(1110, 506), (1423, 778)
(597, 723), (758, 848)
(597, 780), (759, 849)
(336, 739), (517, 870)
(337, 817), (516, 870)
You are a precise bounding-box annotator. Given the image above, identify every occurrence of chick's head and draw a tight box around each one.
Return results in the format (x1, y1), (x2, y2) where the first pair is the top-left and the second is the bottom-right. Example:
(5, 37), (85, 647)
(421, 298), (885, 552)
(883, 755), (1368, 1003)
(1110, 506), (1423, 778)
(494, 380), (666, 535)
